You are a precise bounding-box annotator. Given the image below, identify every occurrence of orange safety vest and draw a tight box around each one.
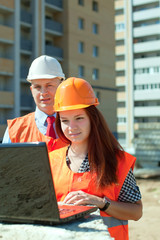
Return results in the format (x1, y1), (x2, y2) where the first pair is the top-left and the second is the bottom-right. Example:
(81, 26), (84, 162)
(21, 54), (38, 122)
(49, 146), (136, 240)
(7, 112), (67, 152)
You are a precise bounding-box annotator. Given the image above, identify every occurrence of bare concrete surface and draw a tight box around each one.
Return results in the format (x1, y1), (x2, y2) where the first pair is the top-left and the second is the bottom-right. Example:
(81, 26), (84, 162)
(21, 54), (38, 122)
(129, 178), (160, 240)
(0, 211), (114, 240)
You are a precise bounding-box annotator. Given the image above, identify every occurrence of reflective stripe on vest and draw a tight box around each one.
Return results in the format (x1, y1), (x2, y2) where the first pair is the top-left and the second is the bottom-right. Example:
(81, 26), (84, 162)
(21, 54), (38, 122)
(102, 216), (128, 228)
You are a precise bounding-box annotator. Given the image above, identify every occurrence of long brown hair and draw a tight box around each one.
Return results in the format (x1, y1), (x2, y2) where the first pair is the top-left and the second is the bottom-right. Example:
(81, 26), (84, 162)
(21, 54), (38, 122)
(55, 105), (124, 187)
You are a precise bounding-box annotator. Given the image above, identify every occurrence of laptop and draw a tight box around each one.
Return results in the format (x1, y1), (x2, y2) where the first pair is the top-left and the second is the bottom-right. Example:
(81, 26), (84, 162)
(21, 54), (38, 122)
(0, 142), (97, 225)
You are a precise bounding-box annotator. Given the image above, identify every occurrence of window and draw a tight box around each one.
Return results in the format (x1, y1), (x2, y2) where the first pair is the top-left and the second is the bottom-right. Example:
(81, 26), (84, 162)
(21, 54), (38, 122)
(45, 40), (52, 46)
(115, 9), (124, 15)
(135, 67), (160, 75)
(117, 117), (126, 123)
(92, 68), (99, 80)
(116, 70), (125, 76)
(134, 83), (160, 90)
(92, 1), (98, 12)
(94, 90), (100, 102)
(115, 23), (125, 32)
(116, 55), (125, 61)
(92, 23), (98, 34)
(93, 46), (99, 57)
(116, 40), (124, 46)
(78, 41), (84, 53)
(78, 65), (85, 77)
(78, 0), (84, 6)
(78, 18), (84, 29)
(149, 67), (154, 74)
(118, 102), (126, 108)
(118, 133), (126, 139)
(154, 66), (160, 73)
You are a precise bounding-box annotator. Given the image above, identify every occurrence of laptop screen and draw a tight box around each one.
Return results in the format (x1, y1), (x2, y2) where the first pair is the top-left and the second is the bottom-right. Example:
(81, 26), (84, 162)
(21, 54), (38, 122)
(0, 142), (60, 223)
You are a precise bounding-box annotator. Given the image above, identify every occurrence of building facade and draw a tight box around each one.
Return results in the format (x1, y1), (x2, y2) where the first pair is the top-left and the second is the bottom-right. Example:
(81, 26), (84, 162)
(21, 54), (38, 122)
(0, 0), (116, 141)
(115, 0), (160, 154)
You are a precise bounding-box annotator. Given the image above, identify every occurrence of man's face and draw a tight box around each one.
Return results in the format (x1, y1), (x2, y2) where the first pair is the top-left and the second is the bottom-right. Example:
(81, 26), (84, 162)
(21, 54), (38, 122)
(30, 78), (61, 115)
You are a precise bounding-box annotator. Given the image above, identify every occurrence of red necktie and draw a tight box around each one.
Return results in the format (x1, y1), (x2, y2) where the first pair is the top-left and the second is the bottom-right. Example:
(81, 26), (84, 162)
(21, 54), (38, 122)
(46, 116), (56, 139)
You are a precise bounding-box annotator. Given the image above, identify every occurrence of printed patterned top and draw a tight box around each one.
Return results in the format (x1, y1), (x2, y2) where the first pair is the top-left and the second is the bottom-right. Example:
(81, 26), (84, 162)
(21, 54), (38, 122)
(66, 151), (141, 203)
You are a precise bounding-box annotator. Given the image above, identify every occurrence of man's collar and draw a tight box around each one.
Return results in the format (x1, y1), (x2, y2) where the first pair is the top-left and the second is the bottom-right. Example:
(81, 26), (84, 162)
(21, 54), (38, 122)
(35, 107), (56, 124)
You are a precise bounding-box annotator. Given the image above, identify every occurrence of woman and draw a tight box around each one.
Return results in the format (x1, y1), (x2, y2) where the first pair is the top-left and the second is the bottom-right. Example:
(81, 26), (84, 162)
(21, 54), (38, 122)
(49, 77), (143, 240)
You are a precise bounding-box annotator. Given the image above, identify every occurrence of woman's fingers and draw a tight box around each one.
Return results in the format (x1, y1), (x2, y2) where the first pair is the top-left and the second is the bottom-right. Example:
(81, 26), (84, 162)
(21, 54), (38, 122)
(63, 191), (96, 205)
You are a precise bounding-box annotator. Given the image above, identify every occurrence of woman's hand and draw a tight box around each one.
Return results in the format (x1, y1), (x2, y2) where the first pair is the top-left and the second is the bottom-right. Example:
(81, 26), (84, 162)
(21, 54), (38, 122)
(63, 190), (143, 221)
(63, 190), (106, 208)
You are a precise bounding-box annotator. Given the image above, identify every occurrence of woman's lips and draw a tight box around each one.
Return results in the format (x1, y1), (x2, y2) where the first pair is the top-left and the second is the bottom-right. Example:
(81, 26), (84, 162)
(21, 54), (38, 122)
(69, 133), (81, 137)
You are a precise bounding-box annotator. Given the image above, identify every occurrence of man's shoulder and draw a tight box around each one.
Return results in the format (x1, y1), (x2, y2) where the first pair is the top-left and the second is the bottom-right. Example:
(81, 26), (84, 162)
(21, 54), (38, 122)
(7, 112), (35, 128)
(8, 112), (35, 123)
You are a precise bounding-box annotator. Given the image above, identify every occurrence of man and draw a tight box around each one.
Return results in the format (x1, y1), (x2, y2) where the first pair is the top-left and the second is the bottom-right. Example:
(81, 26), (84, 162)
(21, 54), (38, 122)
(2, 55), (66, 151)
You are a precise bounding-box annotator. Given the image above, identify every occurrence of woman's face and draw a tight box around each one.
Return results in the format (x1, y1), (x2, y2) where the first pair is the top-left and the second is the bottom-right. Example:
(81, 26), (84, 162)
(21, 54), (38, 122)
(59, 108), (91, 145)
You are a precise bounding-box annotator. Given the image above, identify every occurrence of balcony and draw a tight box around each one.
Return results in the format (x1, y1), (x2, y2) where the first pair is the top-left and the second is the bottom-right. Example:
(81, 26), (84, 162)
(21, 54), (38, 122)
(115, 45), (125, 55)
(133, 8), (160, 22)
(116, 76), (126, 86)
(117, 92), (126, 101)
(135, 106), (160, 117)
(134, 24), (160, 37)
(21, 38), (32, 52)
(134, 57), (160, 68)
(45, 18), (63, 36)
(117, 124), (127, 133)
(45, 45), (63, 60)
(0, 58), (14, 76)
(133, 0), (159, 6)
(115, 0), (124, 10)
(0, 0), (14, 10)
(134, 89), (160, 101)
(115, 31), (125, 40)
(117, 107), (126, 115)
(20, 10), (32, 25)
(0, 91), (14, 107)
(116, 60), (125, 70)
(115, 15), (125, 23)
(0, 25), (14, 42)
(134, 40), (160, 53)
(134, 122), (160, 131)
(135, 74), (160, 85)
(45, 0), (63, 10)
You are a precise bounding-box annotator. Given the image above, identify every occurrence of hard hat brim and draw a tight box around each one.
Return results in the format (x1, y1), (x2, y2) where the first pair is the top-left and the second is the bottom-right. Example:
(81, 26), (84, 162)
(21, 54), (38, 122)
(54, 102), (99, 112)
(27, 74), (65, 82)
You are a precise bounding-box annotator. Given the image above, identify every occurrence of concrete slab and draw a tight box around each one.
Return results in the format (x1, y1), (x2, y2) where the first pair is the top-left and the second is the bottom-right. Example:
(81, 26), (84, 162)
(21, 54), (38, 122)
(0, 211), (113, 240)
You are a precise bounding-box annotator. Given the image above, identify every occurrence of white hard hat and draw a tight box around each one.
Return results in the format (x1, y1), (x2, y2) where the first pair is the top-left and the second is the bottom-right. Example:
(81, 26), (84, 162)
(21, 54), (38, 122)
(27, 55), (65, 82)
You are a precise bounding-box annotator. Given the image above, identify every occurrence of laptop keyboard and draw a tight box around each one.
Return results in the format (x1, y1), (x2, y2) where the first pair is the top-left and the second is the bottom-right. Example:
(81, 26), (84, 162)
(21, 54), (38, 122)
(59, 207), (76, 215)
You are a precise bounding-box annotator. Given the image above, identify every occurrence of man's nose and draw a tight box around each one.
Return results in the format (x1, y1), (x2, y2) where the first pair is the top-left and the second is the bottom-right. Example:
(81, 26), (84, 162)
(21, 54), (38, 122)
(41, 87), (48, 94)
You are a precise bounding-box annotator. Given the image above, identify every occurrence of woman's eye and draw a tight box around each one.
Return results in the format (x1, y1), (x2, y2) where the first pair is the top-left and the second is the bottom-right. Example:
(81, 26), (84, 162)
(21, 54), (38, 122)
(76, 117), (83, 120)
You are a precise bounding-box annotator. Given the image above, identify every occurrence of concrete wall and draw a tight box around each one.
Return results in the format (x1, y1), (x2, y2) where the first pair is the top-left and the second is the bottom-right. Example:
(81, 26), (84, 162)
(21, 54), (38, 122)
(62, 0), (116, 132)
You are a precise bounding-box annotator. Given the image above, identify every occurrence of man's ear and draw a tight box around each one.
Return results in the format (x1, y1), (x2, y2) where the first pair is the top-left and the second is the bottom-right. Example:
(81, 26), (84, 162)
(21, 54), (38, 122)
(30, 85), (32, 93)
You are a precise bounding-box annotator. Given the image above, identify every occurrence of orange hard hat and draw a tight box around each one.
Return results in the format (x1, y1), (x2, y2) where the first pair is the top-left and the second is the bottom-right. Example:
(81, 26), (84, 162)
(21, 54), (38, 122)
(54, 77), (99, 112)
